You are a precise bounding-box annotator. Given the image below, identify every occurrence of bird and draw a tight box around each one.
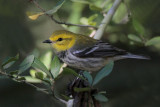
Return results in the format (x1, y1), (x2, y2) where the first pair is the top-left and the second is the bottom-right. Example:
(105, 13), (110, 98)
(43, 30), (149, 72)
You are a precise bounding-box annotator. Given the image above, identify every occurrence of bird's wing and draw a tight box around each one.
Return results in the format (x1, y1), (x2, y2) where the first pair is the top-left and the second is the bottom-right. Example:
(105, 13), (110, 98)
(72, 41), (127, 58)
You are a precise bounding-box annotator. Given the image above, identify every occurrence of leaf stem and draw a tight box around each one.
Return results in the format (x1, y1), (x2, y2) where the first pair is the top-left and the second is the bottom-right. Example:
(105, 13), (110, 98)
(31, 0), (97, 29)
(0, 70), (49, 94)
(94, 0), (122, 40)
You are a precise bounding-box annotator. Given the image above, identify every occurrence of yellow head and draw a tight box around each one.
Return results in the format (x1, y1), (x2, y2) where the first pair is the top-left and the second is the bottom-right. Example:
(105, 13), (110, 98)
(43, 30), (76, 52)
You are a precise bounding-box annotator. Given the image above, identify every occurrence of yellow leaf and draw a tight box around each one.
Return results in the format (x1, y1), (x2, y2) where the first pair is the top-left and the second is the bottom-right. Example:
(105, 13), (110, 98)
(28, 12), (44, 20)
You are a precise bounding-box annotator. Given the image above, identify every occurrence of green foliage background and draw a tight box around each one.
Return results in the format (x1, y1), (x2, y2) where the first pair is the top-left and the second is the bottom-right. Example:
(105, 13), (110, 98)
(0, 0), (160, 107)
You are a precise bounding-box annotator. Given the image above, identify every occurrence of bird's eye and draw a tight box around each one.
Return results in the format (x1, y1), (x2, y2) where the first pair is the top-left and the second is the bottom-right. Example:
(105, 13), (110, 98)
(57, 38), (63, 41)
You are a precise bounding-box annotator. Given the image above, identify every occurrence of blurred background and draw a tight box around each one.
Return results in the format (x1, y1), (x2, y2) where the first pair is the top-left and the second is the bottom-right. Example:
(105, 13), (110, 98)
(0, 0), (160, 107)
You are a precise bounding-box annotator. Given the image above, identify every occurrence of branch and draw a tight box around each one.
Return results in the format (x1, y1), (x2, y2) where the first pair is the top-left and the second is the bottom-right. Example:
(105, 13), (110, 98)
(0, 70), (49, 94)
(94, 0), (122, 40)
(0, 69), (68, 105)
(32, 0), (97, 30)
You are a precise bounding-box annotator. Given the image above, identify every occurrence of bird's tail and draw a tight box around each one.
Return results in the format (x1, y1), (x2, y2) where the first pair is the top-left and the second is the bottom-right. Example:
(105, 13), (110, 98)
(121, 53), (150, 60)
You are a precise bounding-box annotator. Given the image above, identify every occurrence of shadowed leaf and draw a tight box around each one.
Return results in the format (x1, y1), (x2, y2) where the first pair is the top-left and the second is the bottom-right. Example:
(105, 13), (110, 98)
(32, 57), (51, 77)
(62, 68), (85, 80)
(83, 71), (93, 85)
(93, 61), (114, 86)
(145, 36), (160, 46)
(18, 55), (34, 74)
(128, 34), (142, 43)
(2, 54), (19, 69)
(27, 0), (65, 20)
(93, 93), (108, 102)
(132, 19), (145, 35)
(46, 0), (65, 15)
(89, 4), (102, 12)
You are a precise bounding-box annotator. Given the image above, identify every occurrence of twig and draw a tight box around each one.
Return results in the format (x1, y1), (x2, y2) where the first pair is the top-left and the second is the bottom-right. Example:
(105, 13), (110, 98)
(0, 69), (68, 105)
(0, 70), (14, 78)
(94, 0), (122, 40)
(32, 0), (97, 29)
(22, 81), (49, 94)
(0, 70), (49, 94)
(89, 30), (96, 38)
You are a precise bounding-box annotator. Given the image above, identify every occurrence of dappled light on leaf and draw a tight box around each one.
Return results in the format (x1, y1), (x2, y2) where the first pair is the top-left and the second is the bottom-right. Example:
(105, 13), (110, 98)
(128, 34), (142, 43)
(24, 76), (42, 83)
(50, 56), (61, 78)
(40, 51), (52, 69)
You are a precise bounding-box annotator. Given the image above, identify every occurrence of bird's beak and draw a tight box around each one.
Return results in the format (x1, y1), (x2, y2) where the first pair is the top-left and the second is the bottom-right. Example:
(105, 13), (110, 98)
(43, 39), (52, 43)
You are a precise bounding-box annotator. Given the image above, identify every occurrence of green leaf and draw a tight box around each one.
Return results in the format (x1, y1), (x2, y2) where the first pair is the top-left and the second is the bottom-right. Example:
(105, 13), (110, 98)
(46, 0), (65, 15)
(80, 17), (88, 25)
(32, 57), (51, 77)
(104, 3), (113, 12)
(71, 0), (90, 4)
(28, 0), (65, 20)
(83, 71), (93, 85)
(71, 0), (102, 12)
(9, 70), (19, 75)
(30, 69), (36, 78)
(89, 4), (102, 12)
(40, 51), (52, 69)
(15, 77), (26, 81)
(93, 93), (108, 102)
(132, 19), (145, 35)
(35, 72), (46, 80)
(42, 78), (52, 85)
(128, 34), (142, 43)
(18, 55), (34, 74)
(145, 36), (160, 46)
(72, 0), (102, 12)
(93, 61), (114, 86)
(62, 67), (85, 80)
(88, 14), (98, 26)
(24, 76), (42, 83)
(2, 54), (19, 69)
(112, 3), (127, 23)
(50, 56), (61, 78)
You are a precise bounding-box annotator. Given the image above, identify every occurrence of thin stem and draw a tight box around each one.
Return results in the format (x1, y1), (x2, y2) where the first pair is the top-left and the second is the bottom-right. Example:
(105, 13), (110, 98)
(22, 81), (49, 94)
(94, 0), (122, 40)
(0, 69), (67, 105)
(0, 70), (49, 94)
(32, 0), (97, 29)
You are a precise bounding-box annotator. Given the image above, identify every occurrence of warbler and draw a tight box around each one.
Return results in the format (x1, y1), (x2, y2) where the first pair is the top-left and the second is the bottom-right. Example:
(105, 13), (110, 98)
(43, 30), (149, 72)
